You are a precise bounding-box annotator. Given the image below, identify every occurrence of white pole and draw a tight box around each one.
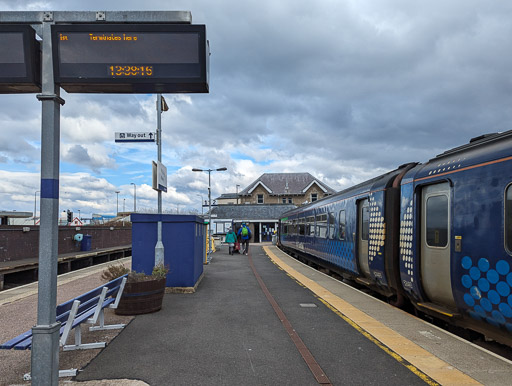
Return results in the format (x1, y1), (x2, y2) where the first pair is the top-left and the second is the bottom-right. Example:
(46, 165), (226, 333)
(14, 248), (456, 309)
(155, 94), (164, 267)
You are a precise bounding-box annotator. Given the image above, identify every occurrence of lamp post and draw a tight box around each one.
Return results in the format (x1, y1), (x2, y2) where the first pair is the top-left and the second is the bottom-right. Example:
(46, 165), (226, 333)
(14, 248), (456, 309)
(192, 167), (227, 263)
(34, 190), (40, 225)
(115, 191), (120, 216)
(196, 194), (204, 215)
(130, 183), (137, 213)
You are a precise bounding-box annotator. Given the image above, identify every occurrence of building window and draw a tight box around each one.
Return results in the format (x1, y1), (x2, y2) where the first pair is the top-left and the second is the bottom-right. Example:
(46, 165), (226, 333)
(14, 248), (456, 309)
(311, 193), (318, 202)
(257, 194), (264, 204)
(282, 198), (287, 204)
(288, 198), (292, 204)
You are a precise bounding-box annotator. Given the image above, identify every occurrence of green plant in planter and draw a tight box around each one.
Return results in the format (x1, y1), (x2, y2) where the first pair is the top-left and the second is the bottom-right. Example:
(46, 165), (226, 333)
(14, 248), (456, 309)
(114, 263), (170, 316)
(101, 263), (130, 282)
(101, 262), (169, 283)
(151, 263), (170, 280)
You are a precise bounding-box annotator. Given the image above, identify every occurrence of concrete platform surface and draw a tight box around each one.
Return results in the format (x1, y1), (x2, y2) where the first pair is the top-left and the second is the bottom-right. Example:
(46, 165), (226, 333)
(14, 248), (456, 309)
(75, 245), (454, 385)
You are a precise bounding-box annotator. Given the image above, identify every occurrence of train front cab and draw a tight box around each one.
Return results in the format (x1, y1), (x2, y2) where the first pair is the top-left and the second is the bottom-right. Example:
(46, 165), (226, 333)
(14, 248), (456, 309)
(400, 131), (512, 343)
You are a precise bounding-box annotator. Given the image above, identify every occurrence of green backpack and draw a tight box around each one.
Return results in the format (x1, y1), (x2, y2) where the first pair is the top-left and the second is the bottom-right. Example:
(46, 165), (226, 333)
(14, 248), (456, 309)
(242, 227), (249, 236)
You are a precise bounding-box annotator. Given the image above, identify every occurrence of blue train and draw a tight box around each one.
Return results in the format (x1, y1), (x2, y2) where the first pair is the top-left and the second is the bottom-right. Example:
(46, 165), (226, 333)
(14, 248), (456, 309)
(279, 130), (512, 345)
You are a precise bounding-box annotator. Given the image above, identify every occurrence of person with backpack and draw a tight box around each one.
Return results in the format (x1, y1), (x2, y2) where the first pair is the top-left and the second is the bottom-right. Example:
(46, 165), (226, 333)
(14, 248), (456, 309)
(224, 228), (238, 255)
(237, 223), (252, 255)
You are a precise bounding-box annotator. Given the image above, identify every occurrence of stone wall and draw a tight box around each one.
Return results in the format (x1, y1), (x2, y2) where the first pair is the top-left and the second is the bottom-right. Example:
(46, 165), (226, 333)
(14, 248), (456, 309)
(0, 225), (132, 263)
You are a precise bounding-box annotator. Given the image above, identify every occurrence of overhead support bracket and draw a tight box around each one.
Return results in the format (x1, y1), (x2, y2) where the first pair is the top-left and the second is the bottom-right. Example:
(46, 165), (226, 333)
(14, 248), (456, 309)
(43, 12), (53, 22)
(36, 94), (65, 105)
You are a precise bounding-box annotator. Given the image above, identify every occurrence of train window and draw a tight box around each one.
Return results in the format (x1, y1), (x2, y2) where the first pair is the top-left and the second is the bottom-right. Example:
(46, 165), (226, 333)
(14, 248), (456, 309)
(338, 210), (346, 240)
(307, 216), (315, 236)
(299, 218), (305, 236)
(328, 212), (336, 239)
(316, 214), (327, 238)
(361, 206), (369, 241)
(292, 220), (298, 235)
(506, 186), (512, 252)
(426, 195), (448, 247)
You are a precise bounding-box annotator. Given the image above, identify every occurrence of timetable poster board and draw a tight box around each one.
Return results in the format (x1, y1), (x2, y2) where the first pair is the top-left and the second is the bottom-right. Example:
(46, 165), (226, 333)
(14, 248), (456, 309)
(51, 24), (209, 93)
(0, 25), (41, 93)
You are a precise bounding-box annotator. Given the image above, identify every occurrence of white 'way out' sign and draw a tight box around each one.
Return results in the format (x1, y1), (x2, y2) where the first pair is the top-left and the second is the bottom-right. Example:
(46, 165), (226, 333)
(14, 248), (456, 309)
(115, 132), (156, 142)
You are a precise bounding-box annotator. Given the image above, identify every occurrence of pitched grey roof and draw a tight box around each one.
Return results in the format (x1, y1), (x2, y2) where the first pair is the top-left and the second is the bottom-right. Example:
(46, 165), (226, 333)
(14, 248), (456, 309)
(239, 173), (336, 196)
(216, 193), (238, 200)
(210, 204), (296, 221)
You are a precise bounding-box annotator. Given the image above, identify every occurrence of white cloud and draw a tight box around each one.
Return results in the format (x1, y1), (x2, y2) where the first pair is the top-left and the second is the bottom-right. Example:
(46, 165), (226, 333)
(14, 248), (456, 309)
(2, 0), (512, 214)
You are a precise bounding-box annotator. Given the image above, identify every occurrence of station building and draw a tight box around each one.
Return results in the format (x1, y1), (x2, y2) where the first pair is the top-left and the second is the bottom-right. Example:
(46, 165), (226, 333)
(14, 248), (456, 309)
(239, 172), (336, 205)
(210, 173), (336, 242)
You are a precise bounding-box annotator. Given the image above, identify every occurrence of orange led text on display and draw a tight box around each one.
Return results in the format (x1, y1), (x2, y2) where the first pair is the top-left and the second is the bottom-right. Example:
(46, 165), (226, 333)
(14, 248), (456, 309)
(59, 33), (140, 42)
(108, 65), (153, 77)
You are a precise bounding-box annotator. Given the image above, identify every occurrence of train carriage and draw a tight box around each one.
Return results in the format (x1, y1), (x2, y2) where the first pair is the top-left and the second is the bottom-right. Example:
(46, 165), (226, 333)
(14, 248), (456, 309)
(399, 131), (512, 343)
(279, 129), (512, 346)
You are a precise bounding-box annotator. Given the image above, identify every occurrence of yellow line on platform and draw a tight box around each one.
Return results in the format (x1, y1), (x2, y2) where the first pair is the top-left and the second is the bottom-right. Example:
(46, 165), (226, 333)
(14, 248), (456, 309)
(263, 246), (481, 386)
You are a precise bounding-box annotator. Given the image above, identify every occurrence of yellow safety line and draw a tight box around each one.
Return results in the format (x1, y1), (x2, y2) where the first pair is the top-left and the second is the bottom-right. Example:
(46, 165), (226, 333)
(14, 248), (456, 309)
(263, 246), (481, 386)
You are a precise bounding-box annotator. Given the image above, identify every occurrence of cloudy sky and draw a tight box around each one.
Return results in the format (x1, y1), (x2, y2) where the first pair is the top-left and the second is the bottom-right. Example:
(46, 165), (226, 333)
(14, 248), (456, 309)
(1, 0), (512, 219)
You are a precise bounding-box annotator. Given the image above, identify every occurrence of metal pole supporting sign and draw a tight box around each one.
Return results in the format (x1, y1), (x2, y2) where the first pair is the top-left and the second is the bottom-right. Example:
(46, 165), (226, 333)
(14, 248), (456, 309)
(0, 10), (199, 385)
(32, 14), (64, 386)
(155, 94), (164, 266)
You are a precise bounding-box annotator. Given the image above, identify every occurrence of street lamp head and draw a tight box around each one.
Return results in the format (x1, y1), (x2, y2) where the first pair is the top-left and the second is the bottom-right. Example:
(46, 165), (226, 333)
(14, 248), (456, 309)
(115, 190), (120, 194)
(216, 167), (228, 171)
(192, 168), (203, 172)
(130, 182), (135, 186)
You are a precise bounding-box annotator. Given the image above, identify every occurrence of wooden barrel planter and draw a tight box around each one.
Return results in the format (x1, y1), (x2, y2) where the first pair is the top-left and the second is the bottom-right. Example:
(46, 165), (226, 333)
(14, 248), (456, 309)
(115, 278), (166, 315)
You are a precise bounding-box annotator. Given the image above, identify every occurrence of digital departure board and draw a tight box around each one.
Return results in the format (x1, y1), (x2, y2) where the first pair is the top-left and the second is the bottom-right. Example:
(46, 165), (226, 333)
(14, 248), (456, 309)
(0, 25), (41, 93)
(52, 24), (209, 93)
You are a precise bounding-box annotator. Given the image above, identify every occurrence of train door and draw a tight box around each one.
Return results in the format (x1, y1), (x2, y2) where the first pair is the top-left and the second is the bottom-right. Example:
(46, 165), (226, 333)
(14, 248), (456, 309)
(358, 199), (370, 277)
(420, 182), (456, 307)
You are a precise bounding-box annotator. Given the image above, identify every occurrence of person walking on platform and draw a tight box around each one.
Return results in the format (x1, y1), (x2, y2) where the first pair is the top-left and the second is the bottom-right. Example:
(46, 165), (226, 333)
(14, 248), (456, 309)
(225, 228), (238, 255)
(237, 223), (252, 255)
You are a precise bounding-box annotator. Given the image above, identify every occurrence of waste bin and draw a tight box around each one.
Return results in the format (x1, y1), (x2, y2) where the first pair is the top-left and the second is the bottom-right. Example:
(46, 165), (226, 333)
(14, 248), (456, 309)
(81, 235), (92, 251)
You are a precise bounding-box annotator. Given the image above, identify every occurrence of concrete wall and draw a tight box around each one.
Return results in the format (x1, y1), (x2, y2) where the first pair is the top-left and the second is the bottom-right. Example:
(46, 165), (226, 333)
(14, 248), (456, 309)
(0, 225), (132, 263)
